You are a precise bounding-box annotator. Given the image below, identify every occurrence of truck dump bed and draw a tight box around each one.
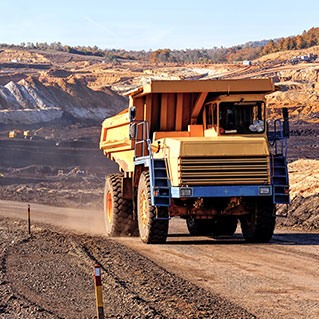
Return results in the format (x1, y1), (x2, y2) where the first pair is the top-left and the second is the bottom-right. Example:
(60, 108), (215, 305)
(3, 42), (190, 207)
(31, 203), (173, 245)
(100, 79), (274, 172)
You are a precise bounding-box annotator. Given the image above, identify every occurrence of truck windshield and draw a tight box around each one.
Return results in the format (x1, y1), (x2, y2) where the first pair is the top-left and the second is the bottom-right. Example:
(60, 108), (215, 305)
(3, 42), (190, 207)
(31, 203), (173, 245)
(219, 101), (265, 134)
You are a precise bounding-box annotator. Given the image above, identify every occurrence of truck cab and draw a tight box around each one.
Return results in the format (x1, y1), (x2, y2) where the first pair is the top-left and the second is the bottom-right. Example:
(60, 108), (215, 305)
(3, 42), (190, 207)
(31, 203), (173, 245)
(204, 97), (265, 136)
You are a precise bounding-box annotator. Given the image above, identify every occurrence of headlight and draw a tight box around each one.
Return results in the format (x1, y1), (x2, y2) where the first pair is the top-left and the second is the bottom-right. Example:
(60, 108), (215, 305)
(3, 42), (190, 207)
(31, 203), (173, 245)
(259, 186), (271, 195)
(180, 187), (193, 197)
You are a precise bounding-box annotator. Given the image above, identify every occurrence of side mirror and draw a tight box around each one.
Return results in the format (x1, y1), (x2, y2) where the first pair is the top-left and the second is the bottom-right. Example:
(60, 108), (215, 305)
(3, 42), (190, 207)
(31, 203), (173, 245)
(282, 107), (289, 138)
(129, 106), (136, 122)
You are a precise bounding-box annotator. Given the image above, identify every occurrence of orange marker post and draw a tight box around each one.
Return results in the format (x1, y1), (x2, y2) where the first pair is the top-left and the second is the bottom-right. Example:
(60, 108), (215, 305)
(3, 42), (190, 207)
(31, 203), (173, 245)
(27, 204), (31, 235)
(94, 264), (104, 319)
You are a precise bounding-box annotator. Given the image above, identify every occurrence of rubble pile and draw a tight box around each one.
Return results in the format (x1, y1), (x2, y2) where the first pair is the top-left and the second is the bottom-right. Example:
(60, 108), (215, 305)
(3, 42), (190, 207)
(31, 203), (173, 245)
(0, 76), (127, 125)
(277, 159), (319, 230)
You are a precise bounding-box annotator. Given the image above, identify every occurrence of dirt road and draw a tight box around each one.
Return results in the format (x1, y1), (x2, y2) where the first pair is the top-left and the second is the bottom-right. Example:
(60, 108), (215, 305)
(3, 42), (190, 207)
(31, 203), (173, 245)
(119, 224), (319, 319)
(1, 200), (318, 318)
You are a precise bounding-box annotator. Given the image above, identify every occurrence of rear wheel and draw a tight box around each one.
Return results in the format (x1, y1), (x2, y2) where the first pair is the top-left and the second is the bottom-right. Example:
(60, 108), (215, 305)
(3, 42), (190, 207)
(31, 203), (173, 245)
(104, 174), (138, 237)
(186, 217), (214, 236)
(211, 216), (238, 237)
(240, 198), (276, 243)
(137, 171), (169, 244)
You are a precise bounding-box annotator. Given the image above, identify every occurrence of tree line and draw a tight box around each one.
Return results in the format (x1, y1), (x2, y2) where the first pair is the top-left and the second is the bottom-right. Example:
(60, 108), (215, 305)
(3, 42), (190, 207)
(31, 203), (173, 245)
(1, 27), (318, 64)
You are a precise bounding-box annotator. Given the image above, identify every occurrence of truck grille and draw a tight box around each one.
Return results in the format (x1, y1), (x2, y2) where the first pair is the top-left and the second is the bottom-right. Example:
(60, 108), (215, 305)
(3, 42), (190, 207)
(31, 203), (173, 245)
(178, 156), (269, 185)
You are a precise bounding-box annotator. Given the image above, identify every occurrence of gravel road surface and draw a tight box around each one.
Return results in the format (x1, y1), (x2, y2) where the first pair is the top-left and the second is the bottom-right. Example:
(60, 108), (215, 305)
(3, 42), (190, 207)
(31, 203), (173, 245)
(0, 200), (318, 318)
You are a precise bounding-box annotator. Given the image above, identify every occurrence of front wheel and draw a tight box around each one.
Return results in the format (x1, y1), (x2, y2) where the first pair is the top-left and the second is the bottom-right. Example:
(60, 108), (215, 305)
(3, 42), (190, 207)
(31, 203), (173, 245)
(137, 171), (169, 244)
(240, 198), (276, 243)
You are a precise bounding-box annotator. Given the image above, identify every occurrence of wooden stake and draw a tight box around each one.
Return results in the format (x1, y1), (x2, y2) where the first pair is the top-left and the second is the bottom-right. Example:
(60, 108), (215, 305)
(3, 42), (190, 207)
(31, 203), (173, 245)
(94, 264), (104, 319)
(27, 204), (31, 235)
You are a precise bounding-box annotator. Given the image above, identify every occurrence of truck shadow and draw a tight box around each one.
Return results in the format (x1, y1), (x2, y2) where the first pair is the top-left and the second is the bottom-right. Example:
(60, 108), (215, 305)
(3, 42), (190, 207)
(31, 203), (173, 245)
(166, 233), (319, 245)
(272, 233), (319, 245)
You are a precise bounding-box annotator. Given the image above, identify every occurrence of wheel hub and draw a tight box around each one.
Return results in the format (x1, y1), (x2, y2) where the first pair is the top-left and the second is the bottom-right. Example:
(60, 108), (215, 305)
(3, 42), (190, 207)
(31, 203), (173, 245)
(106, 191), (113, 223)
(139, 190), (148, 229)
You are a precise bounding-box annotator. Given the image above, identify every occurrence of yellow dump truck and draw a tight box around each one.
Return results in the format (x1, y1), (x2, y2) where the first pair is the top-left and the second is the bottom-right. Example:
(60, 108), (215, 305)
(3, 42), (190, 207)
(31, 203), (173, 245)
(100, 79), (289, 244)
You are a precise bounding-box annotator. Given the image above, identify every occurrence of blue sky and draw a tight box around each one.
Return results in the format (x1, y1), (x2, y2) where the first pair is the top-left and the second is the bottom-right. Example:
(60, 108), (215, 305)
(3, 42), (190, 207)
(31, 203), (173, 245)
(0, 0), (318, 50)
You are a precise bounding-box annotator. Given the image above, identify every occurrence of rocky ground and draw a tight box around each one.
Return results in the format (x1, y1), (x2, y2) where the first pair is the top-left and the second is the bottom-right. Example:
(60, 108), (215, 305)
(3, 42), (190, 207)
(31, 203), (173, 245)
(0, 217), (255, 319)
(276, 194), (319, 229)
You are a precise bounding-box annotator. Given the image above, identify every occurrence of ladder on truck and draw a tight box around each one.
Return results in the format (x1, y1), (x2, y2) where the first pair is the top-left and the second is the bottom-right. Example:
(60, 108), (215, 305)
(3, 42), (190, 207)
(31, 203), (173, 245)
(133, 121), (171, 208)
(268, 119), (290, 204)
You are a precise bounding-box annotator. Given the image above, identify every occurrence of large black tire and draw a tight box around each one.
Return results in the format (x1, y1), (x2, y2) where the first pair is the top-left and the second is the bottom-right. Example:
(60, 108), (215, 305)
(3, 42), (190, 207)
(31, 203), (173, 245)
(211, 216), (238, 237)
(104, 174), (138, 237)
(137, 171), (169, 244)
(240, 198), (276, 243)
(186, 217), (214, 236)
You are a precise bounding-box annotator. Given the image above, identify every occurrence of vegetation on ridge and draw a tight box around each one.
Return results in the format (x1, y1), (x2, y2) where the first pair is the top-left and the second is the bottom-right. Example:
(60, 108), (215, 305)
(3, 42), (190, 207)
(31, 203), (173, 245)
(0, 27), (318, 64)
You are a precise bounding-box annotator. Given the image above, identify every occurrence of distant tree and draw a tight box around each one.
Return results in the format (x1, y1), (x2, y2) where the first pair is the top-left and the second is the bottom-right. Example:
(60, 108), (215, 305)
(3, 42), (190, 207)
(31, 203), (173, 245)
(207, 47), (227, 63)
(50, 42), (63, 51)
(295, 35), (306, 49)
(1, 27), (319, 63)
(26, 42), (36, 49)
(36, 42), (49, 50)
(262, 40), (276, 55)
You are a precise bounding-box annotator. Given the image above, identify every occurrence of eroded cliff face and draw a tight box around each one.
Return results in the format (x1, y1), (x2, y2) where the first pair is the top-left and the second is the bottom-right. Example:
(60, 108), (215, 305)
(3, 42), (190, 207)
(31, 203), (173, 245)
(0, 75), (127, 125)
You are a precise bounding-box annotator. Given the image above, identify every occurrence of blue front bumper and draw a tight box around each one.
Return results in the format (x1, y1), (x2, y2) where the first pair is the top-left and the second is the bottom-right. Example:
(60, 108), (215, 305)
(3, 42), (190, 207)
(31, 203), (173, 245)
(171, 185), (273, 198)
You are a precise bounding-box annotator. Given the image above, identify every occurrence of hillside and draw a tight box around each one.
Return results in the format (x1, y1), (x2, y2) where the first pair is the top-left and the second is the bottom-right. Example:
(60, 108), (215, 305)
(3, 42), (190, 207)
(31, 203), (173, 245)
(1, 46), (319, 127)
